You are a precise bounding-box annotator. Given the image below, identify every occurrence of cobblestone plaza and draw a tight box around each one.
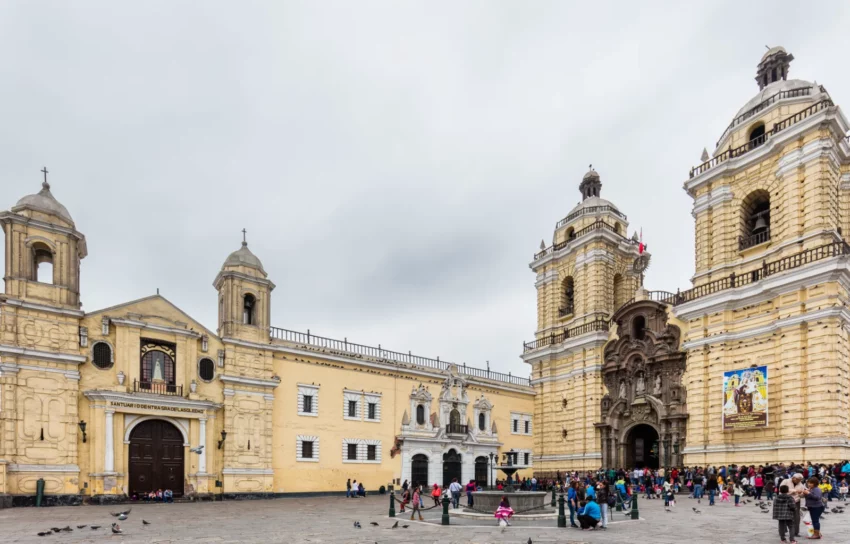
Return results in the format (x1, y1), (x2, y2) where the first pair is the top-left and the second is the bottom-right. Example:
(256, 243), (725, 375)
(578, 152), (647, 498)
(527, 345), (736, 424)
(3, 494), (850, 543)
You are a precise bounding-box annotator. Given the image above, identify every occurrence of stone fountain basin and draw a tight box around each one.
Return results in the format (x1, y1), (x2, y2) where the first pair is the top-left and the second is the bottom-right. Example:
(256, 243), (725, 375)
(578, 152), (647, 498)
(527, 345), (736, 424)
(469, 491), (549, 514)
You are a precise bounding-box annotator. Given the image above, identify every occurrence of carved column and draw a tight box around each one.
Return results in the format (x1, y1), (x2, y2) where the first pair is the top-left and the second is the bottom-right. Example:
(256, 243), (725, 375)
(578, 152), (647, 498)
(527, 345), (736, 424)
(104, 409), (115, 473)
(600, 428), (608, 467)
(199, 418), (207, 474)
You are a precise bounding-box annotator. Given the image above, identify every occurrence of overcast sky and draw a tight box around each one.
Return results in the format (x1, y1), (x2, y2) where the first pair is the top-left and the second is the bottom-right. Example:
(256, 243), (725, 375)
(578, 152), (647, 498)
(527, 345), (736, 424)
(2, 1), (849, 377)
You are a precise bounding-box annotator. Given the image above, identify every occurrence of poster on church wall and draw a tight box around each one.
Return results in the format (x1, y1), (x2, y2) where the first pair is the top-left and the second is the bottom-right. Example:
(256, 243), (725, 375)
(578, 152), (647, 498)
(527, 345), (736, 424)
(722, 366), (768, 430)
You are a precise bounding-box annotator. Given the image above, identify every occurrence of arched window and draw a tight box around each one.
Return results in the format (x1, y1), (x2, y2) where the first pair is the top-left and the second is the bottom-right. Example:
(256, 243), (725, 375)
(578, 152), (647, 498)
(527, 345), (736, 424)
(560, 277), (575, 317)
(614, 223), (622, 235)
(740, 190), (771, 250)
(92, 342), (113, 370)
(633, 315), (646, 340)
(141, 349), (175, 384)
(416, 404), (425, 425)
(243, 294), (256, 325)
(748, 122), (766, 150)
(198, 358), (215, 382)
(478, 412), (486, 431)
(613, 273), (625, 310)
(565, 227), (576, 241)
(449, 409), (461, 426)
(32, 243), (54, 284)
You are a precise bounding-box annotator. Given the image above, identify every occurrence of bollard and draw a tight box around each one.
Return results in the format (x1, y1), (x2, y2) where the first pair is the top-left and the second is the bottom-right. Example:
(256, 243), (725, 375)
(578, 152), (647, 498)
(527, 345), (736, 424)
(389, 490), (395, 518)
(630, 491), (639, 520)
(557, 494), (566, 528)
(36, 478), (45, 507)
(441, 497), (451, 525)
(551, 488), (556, 507)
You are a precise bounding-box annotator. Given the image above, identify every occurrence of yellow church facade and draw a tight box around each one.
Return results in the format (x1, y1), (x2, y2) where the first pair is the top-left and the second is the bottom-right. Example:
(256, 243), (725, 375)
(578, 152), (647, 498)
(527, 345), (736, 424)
(525, 48), (850, 475)
(0, 179), (533, 506)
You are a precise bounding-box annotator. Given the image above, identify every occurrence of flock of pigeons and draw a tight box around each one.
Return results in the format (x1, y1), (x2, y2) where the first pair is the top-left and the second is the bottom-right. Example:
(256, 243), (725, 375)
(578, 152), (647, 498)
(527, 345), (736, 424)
(36, 507), (151, 537)
(689, 497), (848, 516)
(353, 520), (410, 529)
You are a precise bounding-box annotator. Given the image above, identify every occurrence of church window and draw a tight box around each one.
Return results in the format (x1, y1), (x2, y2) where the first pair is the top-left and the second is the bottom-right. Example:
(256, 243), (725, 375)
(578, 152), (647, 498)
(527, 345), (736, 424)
(614, 223), (622, 235)
(560, 277), (575, 316)
(243, 294), (256, 325)
(140, 342), (176, 388)
(303, 395), (313, 414)
(513, 419), (518, 433)
(92, 342), (113, 370)
(367, 402), (376, 420)
(524, 452), (530, 465)
(416, 404), (425, 425)
(450, 409), (461, 426)
(740, 190), (771, 250)
(198, 358), (215, 382)
(633, 316), (646, 340)
(524, 420), (530, 434)
(478, 413), (486, 431)
(566, 227), (576, 241)
(748, 122), (766, 149)
(301, 440), (314, 459)
(347, 443), (358, 461)
(367, 444), (377, 461)
(348, 400), (357, 418)
(32, 243), (53, 284)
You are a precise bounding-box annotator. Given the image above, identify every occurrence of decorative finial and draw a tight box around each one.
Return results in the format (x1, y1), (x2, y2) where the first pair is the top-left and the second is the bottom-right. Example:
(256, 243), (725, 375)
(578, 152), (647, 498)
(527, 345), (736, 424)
(41, 166), (49, 190)
(242, 228), (247, 246)
(589, 163), (592, 170)
(701, 148), (710, 162)
(540, 239), (546, 250)
(765, 44), (770, 50)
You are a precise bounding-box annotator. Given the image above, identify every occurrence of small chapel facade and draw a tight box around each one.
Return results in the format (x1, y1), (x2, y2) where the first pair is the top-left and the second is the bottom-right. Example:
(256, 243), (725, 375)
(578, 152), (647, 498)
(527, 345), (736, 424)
(0, 179), (534, 506)
(524, 48), (850, 474)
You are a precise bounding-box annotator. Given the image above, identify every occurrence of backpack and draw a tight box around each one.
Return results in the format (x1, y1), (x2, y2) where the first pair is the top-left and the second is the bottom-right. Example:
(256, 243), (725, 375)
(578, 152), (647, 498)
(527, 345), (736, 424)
(607, 495), (616, 507)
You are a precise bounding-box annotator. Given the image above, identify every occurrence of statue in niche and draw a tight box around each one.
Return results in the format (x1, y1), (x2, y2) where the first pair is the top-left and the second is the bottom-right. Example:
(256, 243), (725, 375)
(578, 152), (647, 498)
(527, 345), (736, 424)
(636, 374), (645, 395)
(152, 351), (165, 381)
(618, 380), (626, 399)
(653, 374), (662, 395)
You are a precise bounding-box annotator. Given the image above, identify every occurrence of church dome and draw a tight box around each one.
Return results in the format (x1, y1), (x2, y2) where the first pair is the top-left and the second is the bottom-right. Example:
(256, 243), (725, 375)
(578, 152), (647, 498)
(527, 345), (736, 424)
(13, 181), (74, 226)
(582, 168), (600, 182)
(222, 241), (266, 275)
(734, 78), (815, 119)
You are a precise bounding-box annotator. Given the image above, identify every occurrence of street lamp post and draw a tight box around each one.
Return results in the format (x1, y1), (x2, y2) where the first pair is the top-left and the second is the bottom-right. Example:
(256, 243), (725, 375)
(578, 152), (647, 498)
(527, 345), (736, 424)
(488, 452), (495, 490)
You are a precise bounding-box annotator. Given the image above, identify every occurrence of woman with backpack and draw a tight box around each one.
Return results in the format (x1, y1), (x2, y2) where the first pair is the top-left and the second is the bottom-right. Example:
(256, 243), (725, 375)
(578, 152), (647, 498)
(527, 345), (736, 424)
(596, 481), (611, 529)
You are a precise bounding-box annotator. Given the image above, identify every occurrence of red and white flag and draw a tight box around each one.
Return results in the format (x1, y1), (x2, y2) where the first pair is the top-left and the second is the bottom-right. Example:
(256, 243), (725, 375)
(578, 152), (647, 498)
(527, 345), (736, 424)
(639, 228), (646, 254)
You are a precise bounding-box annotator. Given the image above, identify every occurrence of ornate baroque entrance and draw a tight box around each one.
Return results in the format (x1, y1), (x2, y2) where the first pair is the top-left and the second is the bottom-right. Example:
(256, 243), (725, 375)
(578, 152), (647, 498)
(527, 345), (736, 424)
(596, 300), (687, 469)
(128, 419), (185, 497)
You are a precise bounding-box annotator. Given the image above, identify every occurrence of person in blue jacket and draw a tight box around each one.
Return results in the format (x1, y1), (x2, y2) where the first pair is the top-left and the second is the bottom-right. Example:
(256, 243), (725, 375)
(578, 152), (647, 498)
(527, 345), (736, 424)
(567, 481), (579, 528)
(577, 499), (601, 530)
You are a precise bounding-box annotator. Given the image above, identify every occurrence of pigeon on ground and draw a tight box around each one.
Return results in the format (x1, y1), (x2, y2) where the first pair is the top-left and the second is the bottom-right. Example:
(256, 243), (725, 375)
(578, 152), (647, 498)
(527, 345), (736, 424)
(693, 507), (701, 514)
(76, 525), (86, 529)
(370, 522), (379, 526)
(142, 520), (151, 525)
(402, 524), (409, 528)
(60, 527), (72, 532)
(50, 528), (61, 533)
(189, 445), (204, 454)
(353, 521), (361, 529)
(528, 539), (533, 544)
(802, 506), (809, 512)
(90, 526), (101, 530)
(111, 523), (122, 534)
(111, 507), (131, 517)
(697, 499), (701, 504)
(391, 521), (398, 529)
(761, 510), (769, 514)
(665, 506), (672, 512)
(37, 532), (51, 537)
(117, 514), (128, 521)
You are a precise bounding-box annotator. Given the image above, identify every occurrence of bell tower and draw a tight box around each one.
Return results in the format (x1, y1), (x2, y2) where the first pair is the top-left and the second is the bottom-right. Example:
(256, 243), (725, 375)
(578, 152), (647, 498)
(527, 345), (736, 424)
(213, 231), (275, 343)
(0, 170), (87, 309)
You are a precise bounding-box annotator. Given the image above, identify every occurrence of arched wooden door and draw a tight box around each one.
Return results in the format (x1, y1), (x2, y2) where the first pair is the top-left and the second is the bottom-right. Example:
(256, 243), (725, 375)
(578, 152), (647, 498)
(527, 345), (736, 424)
(474, 456), (489, 487)
(442, 448), (462, 487)
(411, 454), (429, 488)
(128, 419), (185, 497)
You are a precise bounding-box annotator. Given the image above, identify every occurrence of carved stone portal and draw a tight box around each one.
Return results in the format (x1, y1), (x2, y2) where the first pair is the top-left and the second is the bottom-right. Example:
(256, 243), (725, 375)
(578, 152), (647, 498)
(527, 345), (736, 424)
(596, 300), (687, 469)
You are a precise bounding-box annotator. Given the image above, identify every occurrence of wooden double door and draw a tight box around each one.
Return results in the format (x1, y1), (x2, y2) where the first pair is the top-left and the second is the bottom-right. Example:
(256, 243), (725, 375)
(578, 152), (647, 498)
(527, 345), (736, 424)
(128, 419), (184, 497)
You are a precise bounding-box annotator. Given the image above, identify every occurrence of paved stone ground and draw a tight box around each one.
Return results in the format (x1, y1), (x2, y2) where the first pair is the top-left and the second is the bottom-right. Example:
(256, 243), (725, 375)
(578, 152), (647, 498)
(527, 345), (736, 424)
(2, 494), (850, 543)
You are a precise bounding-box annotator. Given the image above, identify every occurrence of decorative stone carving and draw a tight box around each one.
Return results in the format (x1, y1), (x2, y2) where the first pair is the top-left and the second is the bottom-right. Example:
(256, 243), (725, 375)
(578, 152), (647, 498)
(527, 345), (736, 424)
(653, 374), (662, 395)
(636, 374), (645, 395)
(117, 371), (125, 386)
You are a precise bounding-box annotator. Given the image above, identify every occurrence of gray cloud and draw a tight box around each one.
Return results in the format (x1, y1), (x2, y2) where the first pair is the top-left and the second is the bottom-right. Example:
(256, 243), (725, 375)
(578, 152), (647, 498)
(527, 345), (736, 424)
(2, 1), (849, 375)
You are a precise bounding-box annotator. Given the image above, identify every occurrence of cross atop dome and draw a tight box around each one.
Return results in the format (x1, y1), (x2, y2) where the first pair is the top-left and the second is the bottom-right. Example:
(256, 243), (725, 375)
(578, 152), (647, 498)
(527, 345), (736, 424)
(756, 46), (794, 90)
(579, 164), (602, 200)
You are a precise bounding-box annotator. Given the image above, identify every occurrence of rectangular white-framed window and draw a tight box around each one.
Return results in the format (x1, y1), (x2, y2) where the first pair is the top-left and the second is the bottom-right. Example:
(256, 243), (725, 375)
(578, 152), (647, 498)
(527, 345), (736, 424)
(297, 435), (319, 462)
(341, 438), (382, 464)
(511, 412), (532, 435)
(343, 390), (362, 421)
(524, 452), (530, 465)
(364, 393), (381, 422)
(298, 384), (319, 417)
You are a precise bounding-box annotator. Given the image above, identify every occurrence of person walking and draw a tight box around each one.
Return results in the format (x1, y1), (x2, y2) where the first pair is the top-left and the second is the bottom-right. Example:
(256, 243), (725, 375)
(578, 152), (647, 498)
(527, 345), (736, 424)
(431, 483), (442, 507)
(346, 478), (352, 498)
(449, 478), (463, 509)
(803, 477), (824, 539)
(780, 473), (806, 539)
(410, 486), (424, 521)
(774, 484), (796, 544)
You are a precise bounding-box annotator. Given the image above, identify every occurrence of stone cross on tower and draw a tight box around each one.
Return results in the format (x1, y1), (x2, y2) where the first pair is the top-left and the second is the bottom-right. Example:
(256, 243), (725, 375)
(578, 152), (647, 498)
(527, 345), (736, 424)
(41, 166), (49, 188)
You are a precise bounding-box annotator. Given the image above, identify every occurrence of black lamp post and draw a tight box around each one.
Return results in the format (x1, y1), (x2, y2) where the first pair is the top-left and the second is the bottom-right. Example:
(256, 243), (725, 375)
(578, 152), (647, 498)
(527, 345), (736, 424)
(488, 452), (494, 489)
(218, 430), (227, 450)
(78, 420), (87, 443)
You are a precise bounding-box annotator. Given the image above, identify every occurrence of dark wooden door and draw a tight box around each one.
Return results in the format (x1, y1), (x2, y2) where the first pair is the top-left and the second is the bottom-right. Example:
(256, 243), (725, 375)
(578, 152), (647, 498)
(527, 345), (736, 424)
(411, 454), (429, 488)
(475, 456), (488, 487)
(442, 449), (462, 487)
(129, 420), (184, 497)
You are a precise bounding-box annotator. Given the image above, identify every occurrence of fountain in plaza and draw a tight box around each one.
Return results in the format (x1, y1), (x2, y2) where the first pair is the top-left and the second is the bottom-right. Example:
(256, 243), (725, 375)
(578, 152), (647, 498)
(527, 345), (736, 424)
(468, 450), (549, 515)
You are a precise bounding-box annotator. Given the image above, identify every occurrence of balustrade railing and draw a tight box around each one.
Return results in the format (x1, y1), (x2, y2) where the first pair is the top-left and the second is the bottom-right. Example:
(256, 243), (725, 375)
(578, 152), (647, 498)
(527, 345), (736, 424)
(523, 317), (609, 353)
(739, 228), (771, 251)
(558, 304), (574, 317)
(134, 379), (182, 396)
(715, 85), (821, 147)
(535, 220), (633, 261)
(555, 205), (627, 229)
(691, 99), (834, 178)
(446, 424), (468, 435)
(269, 327), (530, 386)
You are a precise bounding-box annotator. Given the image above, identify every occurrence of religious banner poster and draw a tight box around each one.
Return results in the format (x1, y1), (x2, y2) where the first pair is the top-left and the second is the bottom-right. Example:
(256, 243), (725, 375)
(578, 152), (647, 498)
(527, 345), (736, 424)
(722, 366), (768, 430)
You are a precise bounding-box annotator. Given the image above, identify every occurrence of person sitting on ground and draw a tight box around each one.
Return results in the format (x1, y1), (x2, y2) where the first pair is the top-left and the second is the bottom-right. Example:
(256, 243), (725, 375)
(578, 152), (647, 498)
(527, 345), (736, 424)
(357, 482), (366, 497)
(494, 496), (514, 526)
(577, 499), (601, 530)
(163, 489), (173, 503)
